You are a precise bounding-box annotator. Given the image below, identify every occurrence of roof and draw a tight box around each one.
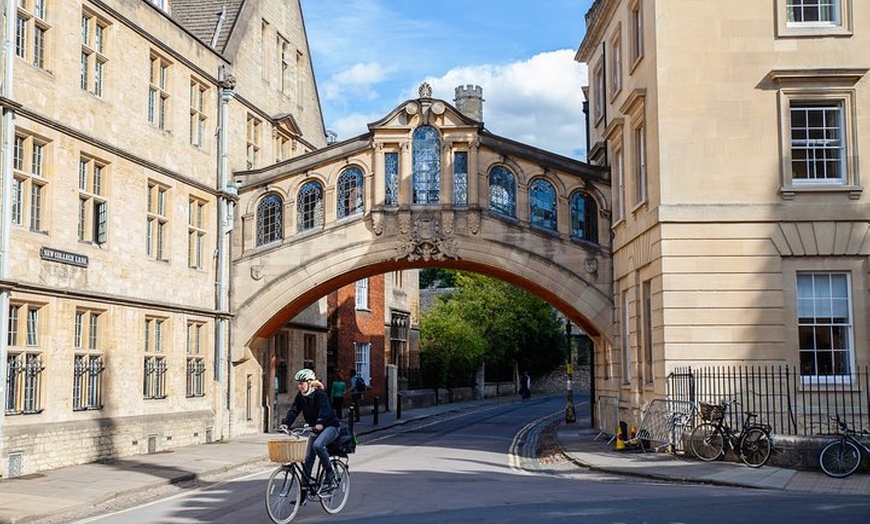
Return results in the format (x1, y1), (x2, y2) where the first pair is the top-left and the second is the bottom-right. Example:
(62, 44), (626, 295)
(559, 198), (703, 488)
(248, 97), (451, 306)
(171, 0), (245, 53)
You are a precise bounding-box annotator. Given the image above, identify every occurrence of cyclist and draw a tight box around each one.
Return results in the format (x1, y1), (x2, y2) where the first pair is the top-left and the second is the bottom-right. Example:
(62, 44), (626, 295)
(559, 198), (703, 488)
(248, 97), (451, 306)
(279, 368), (341, 490)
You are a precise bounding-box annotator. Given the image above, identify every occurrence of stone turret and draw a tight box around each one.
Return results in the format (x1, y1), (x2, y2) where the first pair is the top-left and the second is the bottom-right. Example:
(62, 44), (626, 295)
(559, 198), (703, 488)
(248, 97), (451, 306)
(454, 84), (484, 122)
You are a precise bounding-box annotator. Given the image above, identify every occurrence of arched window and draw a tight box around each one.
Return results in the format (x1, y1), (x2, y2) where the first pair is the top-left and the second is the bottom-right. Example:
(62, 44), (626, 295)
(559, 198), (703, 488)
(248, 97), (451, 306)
(297, 181), (323, 233)
(570, 191), (599, 244)
(529, 178), (557, 231)
(256, 194), (283, 246)
(488, 166), (516, 218)
(337, 167), (364, 219)
(412, 125), (440, 204)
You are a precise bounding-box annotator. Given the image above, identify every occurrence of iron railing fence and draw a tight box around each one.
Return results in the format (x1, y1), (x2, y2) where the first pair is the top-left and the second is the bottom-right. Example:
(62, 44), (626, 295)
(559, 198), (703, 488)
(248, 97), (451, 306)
(668, 365), (870, 436)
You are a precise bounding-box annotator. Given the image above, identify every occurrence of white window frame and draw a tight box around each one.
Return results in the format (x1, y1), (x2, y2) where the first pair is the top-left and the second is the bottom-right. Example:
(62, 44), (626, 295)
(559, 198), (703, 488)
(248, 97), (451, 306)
(776, 0), (852, 37)
(796, 272), (854, 379)
(628, 0), (643, 69)
(609, 29), (622, 100)
(775, 85), (860, 199)
(354, 342), (371, 386)
(355, 278), (369, 310)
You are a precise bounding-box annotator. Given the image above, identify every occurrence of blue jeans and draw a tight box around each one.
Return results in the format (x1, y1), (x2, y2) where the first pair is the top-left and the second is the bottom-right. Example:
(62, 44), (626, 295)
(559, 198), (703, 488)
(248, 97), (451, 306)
(304, 426), (339, 483)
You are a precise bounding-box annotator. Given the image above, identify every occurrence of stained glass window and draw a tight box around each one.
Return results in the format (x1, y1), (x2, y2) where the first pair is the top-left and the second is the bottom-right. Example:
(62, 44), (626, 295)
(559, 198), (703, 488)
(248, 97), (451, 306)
(488, 166), (516, 218)
(256, 194), (282, 246)
(529, 178), (557, 230)
(337, 167), (364, 219)
(570, 192), (598, 243)
(385, 152), (398, 206)
(297, 181), (323, 232)
(412, 126), (440, 204)
(453, 152), (468, 206)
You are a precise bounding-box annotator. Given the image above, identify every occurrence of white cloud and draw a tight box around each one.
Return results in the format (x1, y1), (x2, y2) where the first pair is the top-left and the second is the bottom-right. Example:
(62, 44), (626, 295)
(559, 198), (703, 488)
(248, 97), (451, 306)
(420, 50), (589, 159)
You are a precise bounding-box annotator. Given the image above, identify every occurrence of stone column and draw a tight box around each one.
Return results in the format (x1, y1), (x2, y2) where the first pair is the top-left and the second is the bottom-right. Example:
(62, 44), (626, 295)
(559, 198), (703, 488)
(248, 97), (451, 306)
(441, 141), (453, 206)
(372, 141), (385, 209)
(399, 141), (412, 207)
(468, 139), (480, 207)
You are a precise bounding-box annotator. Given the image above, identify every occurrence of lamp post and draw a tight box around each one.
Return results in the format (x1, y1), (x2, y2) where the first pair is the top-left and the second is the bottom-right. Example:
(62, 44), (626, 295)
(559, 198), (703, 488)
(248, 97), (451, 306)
(565, 319), (576, 423)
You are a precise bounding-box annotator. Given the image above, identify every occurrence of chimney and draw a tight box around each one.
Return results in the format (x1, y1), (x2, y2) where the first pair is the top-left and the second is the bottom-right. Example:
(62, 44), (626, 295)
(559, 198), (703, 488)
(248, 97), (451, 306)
(454, 85), (484, 122)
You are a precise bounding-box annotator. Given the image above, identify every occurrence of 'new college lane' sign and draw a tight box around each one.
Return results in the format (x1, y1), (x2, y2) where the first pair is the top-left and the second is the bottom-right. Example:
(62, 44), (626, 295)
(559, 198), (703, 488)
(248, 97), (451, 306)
(40, 247), (89, 268)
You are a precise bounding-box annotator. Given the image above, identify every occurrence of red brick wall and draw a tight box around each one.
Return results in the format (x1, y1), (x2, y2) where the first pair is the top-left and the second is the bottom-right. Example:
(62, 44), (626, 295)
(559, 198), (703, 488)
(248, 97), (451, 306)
(327, 274), (385, 404)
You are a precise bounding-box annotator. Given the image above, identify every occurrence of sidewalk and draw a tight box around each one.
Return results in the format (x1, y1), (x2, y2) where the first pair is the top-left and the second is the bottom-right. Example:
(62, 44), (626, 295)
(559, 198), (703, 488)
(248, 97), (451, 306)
(1, 396), (868, 523)
(554, 423), (870, 495)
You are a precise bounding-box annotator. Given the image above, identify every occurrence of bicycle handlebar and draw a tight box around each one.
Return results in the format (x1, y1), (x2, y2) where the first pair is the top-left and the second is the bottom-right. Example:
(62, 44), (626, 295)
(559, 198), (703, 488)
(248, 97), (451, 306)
(278, 425), (314, 438)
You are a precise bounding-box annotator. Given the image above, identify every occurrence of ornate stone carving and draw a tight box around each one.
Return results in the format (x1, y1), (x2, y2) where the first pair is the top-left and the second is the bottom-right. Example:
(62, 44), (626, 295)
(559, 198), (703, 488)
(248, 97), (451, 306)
(431, 101), (445, 114)
(398, 213), (412, 235)
(251, 265), (264, 280)
(418, 82), (433, 98)
(467, 210), (481, 235)
(404, 102), (418, 115)
(584, 257), (598, 274)
(394, 214), (459, 262)
(370, 213), (384, 236)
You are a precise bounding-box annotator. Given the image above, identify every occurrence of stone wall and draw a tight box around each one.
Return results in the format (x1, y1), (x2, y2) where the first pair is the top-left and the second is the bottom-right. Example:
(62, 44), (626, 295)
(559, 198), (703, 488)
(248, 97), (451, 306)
(3, 411), (213, 476)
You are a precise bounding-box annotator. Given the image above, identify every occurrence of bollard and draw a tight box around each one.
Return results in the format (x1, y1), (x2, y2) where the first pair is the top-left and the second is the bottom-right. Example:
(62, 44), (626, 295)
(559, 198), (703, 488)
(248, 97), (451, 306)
(373, 396), (379, 425)
(348, 406), (355, 434)
(396, 393), (402, 420)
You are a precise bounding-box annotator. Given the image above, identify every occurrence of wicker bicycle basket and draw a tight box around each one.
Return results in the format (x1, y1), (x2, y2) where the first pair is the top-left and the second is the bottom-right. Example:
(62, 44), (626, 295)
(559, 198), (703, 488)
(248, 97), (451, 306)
(699, 402), (725, 422)
(267, 438), (307, 463)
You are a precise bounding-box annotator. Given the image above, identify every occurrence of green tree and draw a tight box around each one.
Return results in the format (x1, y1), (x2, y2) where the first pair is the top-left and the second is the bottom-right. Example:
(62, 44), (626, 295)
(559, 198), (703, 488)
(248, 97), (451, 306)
(419, 272), (565, 384)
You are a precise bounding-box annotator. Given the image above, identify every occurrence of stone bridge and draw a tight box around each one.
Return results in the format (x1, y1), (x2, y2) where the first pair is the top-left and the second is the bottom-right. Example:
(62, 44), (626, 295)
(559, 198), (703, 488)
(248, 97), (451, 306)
(230, 87), (614, 362)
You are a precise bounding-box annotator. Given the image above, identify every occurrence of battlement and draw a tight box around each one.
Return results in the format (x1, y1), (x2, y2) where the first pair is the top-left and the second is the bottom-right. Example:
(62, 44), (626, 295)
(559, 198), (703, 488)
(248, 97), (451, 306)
(453, 85), (484, 122)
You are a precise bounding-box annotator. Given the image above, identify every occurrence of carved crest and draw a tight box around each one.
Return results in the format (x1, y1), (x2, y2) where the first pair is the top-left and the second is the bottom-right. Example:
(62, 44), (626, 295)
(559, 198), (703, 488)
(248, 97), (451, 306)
(394, 214), (459, 262)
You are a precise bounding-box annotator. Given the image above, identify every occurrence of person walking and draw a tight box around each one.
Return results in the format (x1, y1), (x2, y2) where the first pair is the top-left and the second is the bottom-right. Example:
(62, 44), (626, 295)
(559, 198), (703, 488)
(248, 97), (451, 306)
(348, 369), (365, 422)
(330, 374), (347, 419)
(519, 371), (531, 400)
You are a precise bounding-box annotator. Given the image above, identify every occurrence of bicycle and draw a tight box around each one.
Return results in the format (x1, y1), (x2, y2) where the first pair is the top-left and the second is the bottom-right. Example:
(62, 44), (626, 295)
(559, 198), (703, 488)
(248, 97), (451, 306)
(689, 399), (773, 468)
(265, 427), (351, 524)
(818, 414), (870, 478)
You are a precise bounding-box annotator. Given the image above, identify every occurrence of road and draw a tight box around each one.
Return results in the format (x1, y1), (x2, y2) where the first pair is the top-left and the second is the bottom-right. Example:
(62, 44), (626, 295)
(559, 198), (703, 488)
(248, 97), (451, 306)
(60, 396), (870, 524)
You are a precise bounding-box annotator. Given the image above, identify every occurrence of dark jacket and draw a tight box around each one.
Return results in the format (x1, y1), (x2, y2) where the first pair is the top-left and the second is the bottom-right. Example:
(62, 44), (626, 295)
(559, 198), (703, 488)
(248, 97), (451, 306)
(282, 388), (340, 429)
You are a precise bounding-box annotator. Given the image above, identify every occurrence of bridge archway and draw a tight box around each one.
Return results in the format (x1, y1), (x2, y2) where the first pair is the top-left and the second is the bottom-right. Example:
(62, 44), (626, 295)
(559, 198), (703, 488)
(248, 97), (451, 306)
(229, 87), (612, 433)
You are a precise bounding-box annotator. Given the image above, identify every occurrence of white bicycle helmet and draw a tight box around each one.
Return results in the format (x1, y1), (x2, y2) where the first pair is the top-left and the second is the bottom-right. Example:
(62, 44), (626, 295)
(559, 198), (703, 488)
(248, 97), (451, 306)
(294, 368), (316, 382)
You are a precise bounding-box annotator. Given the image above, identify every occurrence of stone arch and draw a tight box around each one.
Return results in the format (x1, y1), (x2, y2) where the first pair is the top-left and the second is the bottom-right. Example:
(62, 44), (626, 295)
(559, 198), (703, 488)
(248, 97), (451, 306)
(233, 228), (613, 362)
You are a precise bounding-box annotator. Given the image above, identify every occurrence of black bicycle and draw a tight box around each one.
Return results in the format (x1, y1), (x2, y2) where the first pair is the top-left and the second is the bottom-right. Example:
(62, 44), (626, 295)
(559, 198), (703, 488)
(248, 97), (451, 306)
(689, 400), (773, 468)
(265, 427), (351, 524)
(818, 415), (870, 478)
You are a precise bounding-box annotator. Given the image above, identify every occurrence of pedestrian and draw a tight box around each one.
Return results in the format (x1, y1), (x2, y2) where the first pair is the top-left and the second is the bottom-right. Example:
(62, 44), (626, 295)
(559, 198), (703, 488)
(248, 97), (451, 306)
(279, 368), (340, 491)
(348, 369), (365, 422)
(330, 374), (347, 419)
(519, 371), (531, 400)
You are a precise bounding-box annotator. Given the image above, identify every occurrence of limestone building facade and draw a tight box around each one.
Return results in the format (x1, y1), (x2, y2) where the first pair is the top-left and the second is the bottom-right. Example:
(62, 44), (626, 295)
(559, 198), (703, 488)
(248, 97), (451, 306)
(0, 0), (326, 476)
(577, 0), (869, 419)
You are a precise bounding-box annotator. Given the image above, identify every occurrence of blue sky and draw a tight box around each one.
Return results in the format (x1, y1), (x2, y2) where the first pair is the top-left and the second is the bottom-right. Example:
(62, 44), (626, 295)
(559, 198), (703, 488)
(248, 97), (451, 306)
(301, 0), (595, 159)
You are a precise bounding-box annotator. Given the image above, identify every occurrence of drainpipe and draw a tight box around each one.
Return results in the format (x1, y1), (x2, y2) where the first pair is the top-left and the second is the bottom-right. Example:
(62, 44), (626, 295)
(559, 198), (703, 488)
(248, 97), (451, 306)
(0, 0), (18, 475)
(216, 66), (236, 439)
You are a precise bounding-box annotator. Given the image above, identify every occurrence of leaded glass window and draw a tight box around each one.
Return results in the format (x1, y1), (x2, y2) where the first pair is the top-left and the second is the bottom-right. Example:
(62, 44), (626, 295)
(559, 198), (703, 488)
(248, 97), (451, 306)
(570, 192), (599, 244)
(488, 166), (516, 218)
(297, 181), (323, 233)
(412, 126), (440, 204)
(385, 152), (398, 206)
(337, 167), (364, 219)
(256, 194), (283, 246)
(529, 178), (557, 231)
(453, 152), (468, 206)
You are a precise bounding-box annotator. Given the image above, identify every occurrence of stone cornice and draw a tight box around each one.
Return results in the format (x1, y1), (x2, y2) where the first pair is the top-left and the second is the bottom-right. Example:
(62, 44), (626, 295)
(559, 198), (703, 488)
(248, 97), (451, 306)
(767, 68), (869, 87)
(576, 0), (618, 62)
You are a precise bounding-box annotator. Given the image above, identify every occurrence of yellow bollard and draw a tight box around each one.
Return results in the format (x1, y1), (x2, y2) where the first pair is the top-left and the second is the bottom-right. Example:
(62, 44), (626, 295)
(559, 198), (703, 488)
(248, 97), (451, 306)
(615, 425), (626, 450)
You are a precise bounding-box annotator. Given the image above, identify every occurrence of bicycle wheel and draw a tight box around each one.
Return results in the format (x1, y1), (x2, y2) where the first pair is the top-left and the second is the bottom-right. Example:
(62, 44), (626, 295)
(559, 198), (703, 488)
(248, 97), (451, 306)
(819, 439), (862, 478)
(265, 465), (301, 524)
(319, 460), (350, 514)
(739, 427), (772, 468)
(690, 422), (724, 461)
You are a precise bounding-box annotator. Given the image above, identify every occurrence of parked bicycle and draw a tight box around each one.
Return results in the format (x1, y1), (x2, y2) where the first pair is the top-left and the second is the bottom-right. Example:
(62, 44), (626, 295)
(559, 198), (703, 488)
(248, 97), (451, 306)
(265, 426), (351, 524)
(818, 414), (870, 478)
(689, 399), (773, 468)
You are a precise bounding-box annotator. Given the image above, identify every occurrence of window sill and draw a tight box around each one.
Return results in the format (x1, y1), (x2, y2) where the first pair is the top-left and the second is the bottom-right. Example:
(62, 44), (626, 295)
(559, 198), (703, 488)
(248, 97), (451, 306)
(780, 184), (862, 200)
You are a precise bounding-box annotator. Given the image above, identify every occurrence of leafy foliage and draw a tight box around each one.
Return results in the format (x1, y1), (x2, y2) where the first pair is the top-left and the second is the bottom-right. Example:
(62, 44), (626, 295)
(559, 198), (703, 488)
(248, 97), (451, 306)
(419, 271), (566, 386)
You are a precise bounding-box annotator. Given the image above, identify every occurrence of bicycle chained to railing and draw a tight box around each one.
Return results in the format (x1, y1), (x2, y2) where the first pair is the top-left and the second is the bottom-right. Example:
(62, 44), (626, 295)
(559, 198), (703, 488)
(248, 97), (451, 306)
(264, 425), (354, 524)
(818, 414), (870, 478)
(688, 399), (773, 468)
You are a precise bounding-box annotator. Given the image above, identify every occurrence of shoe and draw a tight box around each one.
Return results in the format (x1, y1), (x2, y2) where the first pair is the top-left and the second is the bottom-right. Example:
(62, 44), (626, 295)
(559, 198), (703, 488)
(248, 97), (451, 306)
(320, 477), (338, 493)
